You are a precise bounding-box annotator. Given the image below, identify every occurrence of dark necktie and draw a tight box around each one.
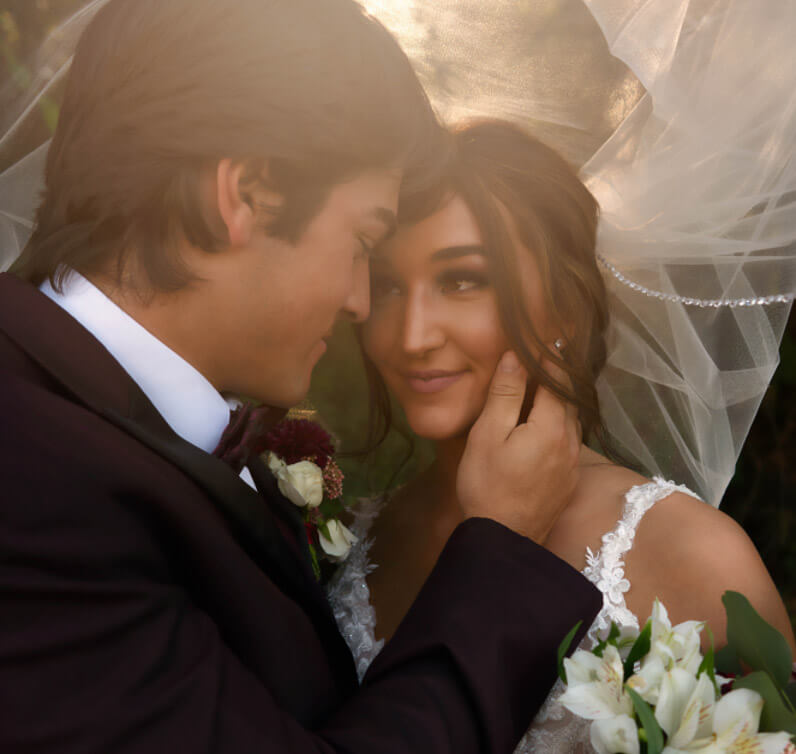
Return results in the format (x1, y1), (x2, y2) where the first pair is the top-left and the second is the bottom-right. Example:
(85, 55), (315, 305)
(212, 402), (286, 473)
(212, 403), (303, 557)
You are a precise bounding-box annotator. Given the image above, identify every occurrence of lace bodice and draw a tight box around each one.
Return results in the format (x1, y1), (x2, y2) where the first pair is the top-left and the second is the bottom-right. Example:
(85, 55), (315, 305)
(327, 477), (698, 752)
(326, 496), (387, 682)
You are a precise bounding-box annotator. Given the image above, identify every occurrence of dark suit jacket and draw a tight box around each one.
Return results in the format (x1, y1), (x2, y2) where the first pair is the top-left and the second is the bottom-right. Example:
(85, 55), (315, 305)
(0, 272), (601, 753)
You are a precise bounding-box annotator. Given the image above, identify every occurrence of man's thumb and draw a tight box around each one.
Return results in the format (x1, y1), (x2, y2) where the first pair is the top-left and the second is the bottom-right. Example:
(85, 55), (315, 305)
(475, 351), (527, 438)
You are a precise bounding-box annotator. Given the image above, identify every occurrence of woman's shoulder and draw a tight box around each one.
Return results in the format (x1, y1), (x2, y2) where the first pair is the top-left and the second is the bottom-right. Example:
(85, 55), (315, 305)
(562, 448), (721, 545)
(566, 451), (761, 593)
(619, 475), (794, 650)
(561, 455), (793, 648)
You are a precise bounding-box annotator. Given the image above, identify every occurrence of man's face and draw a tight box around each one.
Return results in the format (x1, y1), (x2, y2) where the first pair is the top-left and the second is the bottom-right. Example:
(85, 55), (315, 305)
(193, 168), (401, 406)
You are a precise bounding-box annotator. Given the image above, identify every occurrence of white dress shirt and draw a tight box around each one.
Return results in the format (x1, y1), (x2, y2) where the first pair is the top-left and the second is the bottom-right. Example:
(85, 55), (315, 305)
(41, 272), (256, 488)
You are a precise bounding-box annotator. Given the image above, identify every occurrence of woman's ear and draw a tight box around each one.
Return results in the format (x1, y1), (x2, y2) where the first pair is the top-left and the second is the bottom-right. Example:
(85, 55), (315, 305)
(216, 159), (254, 247)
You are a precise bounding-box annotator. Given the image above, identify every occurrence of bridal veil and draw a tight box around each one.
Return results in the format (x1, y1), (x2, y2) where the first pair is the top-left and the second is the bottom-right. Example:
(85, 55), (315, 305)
(1, 0), (794, 507)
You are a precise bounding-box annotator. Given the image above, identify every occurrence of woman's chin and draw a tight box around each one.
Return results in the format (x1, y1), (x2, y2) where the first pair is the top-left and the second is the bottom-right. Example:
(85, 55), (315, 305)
(405, 410), (476, 443)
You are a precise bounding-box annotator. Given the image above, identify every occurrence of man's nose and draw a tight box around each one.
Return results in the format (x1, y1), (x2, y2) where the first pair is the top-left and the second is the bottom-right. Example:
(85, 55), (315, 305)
(342, 257), (371, 324)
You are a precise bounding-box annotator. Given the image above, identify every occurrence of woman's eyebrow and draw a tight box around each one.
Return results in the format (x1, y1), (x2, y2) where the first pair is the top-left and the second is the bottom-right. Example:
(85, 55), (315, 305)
(430, 244), (487, 262)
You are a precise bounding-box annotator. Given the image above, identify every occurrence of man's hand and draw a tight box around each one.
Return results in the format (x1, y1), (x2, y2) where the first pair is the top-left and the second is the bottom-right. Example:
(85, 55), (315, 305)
(457, 350), (581, 544)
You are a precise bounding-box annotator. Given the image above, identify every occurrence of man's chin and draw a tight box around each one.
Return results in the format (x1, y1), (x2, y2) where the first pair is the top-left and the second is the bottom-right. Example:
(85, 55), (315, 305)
(270, 378), (313, 411)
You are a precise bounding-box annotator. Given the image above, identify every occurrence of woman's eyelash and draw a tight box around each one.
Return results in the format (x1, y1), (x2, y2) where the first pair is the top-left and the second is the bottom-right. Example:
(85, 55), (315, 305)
(370, 272), (401, 298)
(370, 268), (490, 299)
(437, 269), (489, 292)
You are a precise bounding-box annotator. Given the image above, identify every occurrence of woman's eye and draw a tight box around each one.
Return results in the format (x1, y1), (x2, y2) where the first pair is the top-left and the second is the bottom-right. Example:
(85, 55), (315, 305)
(370, 271), (401, 299)
(438, 271), (488, 294)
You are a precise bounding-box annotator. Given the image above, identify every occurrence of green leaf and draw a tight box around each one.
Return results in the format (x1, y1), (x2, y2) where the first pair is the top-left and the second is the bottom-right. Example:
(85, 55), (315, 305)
(722, 591), (792, 687)
(786, 683), (796, 708)
(715, 644), (742, 676)
(628, 687), (664, 754)
(307, 543), (321, 581)
(733, 671), (796, 735)
(593, 622), (622, 658)
(624, 620), (652, 680)
(318, 498), (345, 519)
(556, 620), (583, 683)
(697, 626), (720, 697)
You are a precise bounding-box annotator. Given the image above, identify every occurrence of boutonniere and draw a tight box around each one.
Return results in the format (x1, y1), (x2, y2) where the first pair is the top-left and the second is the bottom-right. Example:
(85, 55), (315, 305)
(262, 418), (357, 579)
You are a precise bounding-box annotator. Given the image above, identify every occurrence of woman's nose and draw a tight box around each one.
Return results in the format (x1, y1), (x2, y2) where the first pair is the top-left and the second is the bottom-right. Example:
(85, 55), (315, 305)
(401, 291), (445, 355)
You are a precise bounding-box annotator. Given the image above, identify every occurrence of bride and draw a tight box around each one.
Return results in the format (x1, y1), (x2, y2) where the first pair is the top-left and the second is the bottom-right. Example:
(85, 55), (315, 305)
(328, 117), (796, 751)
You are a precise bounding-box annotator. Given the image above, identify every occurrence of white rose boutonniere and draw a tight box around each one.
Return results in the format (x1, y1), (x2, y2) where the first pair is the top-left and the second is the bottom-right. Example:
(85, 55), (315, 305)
(261, 418), (352, 579)
(268, 456), (324, 509)
(318, 519), (358, 562)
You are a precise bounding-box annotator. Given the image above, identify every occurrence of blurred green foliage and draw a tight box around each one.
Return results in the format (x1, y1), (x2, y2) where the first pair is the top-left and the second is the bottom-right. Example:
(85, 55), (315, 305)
(1, 4), (64, 133)
(3, 0), (793, 631)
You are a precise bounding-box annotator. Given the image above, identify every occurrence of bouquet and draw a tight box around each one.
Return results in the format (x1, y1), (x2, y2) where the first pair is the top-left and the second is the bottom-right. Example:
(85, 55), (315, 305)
(262, 418), (357, 579)
(557, 592), (796, 754)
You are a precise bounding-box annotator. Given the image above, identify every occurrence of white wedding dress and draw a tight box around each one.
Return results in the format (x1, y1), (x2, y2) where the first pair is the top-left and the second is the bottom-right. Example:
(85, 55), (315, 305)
(328, 477), (697, 754)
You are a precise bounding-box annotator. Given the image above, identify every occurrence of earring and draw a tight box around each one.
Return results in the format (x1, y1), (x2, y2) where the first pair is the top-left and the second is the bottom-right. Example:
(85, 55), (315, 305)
(553, 338), (565, 352)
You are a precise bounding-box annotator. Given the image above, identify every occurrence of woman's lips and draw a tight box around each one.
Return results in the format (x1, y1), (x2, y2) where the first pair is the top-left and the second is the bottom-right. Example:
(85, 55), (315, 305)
(405, 370), (466, 394)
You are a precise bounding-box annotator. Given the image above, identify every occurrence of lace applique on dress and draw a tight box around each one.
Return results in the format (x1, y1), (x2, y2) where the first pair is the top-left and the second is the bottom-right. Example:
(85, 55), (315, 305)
(326, 496), (387, 682)
(582, 476), (699, 643)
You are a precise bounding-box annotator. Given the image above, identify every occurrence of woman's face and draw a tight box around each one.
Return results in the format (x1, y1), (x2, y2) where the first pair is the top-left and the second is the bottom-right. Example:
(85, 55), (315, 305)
(362, 195), (550, 441)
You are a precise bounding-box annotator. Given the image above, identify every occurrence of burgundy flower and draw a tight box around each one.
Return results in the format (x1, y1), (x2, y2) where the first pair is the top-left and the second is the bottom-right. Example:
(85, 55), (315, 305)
(322, 459), (344, 500)
(262, 418), (335, 467)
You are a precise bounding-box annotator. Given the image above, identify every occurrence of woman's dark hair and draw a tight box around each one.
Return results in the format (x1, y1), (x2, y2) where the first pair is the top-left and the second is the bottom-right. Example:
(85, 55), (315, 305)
(363, 119), (614, 453)
(13, 0), (444, 290)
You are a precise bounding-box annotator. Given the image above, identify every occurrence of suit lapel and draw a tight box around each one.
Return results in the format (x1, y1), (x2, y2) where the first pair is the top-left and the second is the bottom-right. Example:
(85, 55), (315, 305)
(0, 273), (357, 692)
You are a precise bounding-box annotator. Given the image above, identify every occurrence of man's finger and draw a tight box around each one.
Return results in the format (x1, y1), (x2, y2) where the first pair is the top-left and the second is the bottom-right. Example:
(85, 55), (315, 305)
(526, 355), (571, 426)
(473, 351), (528, 441)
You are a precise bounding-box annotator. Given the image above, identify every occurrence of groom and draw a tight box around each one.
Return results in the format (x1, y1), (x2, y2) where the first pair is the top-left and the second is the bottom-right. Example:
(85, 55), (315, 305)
(0, 0), (600, 751)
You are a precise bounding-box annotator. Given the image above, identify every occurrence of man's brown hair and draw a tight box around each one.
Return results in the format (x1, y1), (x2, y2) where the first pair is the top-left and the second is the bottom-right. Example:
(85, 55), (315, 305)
(14, 0), (443, 290)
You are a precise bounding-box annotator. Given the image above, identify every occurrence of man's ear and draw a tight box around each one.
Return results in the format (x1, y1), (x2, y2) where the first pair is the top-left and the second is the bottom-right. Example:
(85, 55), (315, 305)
(216, 159), (254, 247)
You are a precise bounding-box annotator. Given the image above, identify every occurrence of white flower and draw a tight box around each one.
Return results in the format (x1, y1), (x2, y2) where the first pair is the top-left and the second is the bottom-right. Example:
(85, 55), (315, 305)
(627, 655), (666, 704)
(655, 670), (716, 748)
(318, 519), (358, 562)
(707, 688), (793, 754)
(591, 714), (641, 754)
(267, 454), (324, 508)
(661, 688), (792, 754)
(648, 599), (704, 675)
(559, 645), (634, 719)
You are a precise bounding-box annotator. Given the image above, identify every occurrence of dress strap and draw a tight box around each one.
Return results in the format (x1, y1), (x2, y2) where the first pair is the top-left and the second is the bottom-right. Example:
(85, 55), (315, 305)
(582, 477), (698, 642)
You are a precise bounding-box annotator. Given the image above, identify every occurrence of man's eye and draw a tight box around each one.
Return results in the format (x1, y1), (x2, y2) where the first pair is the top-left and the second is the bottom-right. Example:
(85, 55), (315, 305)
(356, 236), (375, 260)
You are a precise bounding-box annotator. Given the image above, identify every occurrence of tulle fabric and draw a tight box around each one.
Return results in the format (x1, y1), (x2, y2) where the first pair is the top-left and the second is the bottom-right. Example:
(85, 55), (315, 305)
(582, 0), (796, 505)
(1, 0), (794, 506)
(367, 0), (796, 505)
(0, 0), (111, 269)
